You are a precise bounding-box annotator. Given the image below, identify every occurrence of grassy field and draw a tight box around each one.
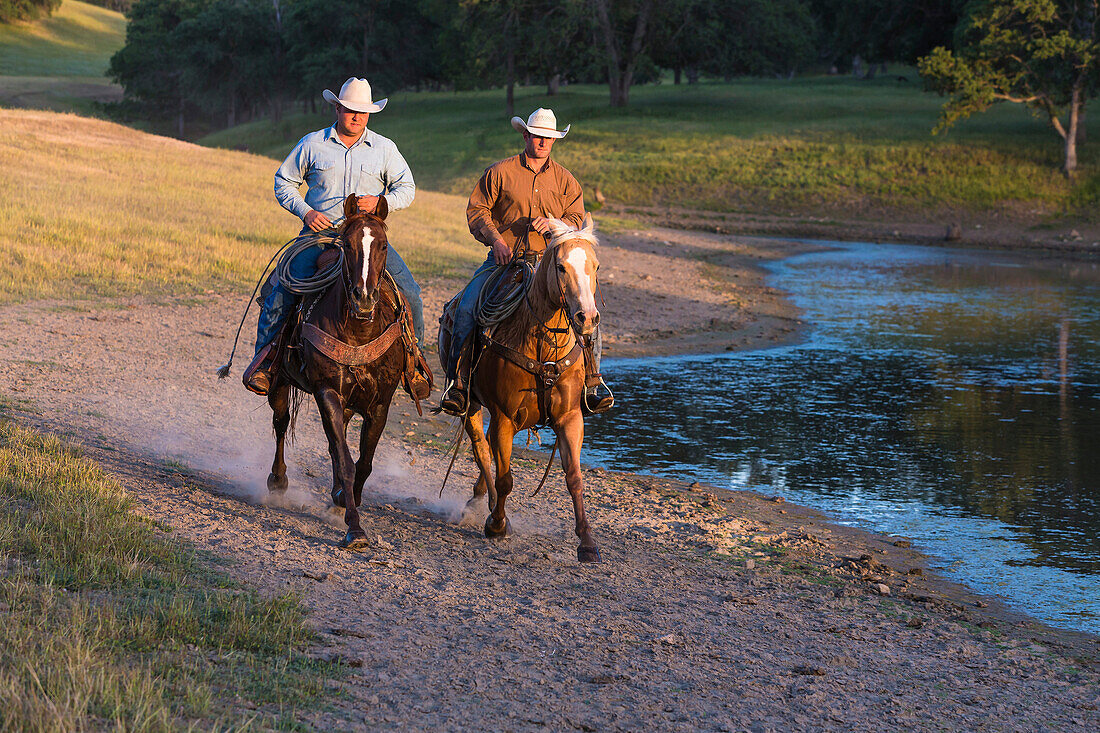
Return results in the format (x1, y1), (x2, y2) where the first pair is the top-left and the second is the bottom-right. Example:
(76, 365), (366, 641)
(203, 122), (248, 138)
(0, 416), (339, 729)
(0, 108), (481, 303)
(0, 0), (124, 76)
(202, 75), (1100, 219)
(0, 0), (125, 113)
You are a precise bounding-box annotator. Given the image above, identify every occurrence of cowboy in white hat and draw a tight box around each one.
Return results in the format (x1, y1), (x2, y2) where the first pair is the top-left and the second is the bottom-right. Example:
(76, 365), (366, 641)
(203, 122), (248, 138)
(245, 77), (428, 397)
(438, 107), (613, 416)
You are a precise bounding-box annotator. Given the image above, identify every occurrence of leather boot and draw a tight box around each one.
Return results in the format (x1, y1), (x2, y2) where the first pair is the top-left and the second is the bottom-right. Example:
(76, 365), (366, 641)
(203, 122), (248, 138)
(580, 338), (613, 416)
(242, 342), (276, 396)
(581, 379), (614, 416)
(438, 381), (468, 416)
(438, 345), (471, 416)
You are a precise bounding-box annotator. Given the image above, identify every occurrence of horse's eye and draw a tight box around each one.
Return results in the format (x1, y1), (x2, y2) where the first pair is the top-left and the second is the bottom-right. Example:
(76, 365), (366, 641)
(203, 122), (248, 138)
(556, 264), (566, 273)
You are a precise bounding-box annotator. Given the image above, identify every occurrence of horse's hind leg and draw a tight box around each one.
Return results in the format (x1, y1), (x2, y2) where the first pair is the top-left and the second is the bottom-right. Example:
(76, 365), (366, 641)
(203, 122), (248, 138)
(554, 412), (600, 562)
(463, 406), (494, 512)
(352, 401), (391, 508)
(484, 415), (516, 538)
(267, 383), (291, 492)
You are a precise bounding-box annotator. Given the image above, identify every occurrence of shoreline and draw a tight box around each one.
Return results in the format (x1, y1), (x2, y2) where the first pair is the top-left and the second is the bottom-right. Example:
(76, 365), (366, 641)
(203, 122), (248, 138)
(418, 223), (1098, 650)
(1, 223), (1098, 727)
(605, 202), (1100, 257)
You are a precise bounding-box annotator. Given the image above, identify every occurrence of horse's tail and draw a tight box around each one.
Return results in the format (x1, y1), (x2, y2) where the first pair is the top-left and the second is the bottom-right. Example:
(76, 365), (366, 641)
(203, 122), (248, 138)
(288, 386), (305, 440)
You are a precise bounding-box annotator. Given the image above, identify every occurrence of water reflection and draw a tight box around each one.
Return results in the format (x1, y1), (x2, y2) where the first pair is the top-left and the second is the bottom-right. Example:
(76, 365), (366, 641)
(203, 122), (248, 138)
(582, 242), (1100, 632)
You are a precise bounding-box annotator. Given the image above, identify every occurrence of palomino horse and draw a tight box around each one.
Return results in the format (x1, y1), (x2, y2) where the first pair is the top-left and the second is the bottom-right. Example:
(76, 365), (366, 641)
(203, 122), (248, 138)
(442, 214), (603, 562)
(267, 194), (425, 549)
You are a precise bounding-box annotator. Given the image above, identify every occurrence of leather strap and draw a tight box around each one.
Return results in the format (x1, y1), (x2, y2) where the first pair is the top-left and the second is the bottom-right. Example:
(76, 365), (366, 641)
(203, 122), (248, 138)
(301, 320), (402, 367)
(487, 337), (582, 380)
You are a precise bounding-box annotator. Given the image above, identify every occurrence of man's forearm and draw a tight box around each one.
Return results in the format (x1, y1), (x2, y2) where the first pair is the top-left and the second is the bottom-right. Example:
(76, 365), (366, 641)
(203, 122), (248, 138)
(470, 219), (506, 248)
(274, 176), (312, 220)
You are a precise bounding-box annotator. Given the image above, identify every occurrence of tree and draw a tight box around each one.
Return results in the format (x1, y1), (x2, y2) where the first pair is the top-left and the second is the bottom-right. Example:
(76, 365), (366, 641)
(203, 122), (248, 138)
(919, 0), (1100, 174)
(109, 0), (212, 136)
(591, 0), (658, 107)
(0, 0), (61, 23)
(649, 0), (815, 84)
(809, 0), (963, 71)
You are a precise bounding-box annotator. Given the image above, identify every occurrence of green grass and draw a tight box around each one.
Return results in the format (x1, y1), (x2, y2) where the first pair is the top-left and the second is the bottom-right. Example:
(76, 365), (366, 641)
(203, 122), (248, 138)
(0, 0), (125, 76)
(0, 107), (481, 303)
(0, 417), (340, 730)
(202, 74), (1100, 219)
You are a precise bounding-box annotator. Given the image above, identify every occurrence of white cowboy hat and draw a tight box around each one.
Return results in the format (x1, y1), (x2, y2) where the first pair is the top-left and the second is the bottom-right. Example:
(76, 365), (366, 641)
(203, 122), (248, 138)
(511, 107), (570, 138)
(322, 77), (387, 113)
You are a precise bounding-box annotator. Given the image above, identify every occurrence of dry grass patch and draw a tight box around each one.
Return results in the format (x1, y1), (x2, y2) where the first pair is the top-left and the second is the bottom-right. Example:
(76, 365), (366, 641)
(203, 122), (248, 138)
(0, 417), (338, 730)
(0, 108), (480, 304)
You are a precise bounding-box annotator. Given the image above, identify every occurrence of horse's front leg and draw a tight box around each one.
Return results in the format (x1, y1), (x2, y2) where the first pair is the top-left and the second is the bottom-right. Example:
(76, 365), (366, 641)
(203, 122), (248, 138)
(352, 399), (391, 507)
(267, 382), (291, 492)
(463, 405), (494, 513)
(484, 413), (516, 538)
(554, 409), (600, 562)
(314, 387), (366, 549)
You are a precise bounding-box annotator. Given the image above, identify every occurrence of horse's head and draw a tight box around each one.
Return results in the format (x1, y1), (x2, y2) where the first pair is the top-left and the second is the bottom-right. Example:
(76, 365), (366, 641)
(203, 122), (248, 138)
(545, 213), (600, 337)
(339, 194), (389, 319)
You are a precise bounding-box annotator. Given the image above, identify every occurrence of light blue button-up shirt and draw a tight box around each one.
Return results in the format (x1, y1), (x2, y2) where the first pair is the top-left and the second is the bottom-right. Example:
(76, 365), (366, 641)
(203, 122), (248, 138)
(274, 125), (415, 232)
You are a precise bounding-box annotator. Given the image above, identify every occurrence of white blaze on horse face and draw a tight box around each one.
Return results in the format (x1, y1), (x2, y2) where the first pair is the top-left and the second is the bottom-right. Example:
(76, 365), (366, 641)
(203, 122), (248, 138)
(358, 228), (375, 291)
(564, 246), (598, 326)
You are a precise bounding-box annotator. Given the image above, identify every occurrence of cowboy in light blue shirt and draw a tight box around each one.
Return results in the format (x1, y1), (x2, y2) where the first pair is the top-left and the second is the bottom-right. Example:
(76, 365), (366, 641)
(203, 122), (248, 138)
(247, 78), (424, 395)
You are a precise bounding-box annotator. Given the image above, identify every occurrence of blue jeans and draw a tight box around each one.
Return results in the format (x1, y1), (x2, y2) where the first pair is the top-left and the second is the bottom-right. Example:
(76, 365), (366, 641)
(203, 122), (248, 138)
(255, 243), (424, 352)
(447, 255), (501, 380)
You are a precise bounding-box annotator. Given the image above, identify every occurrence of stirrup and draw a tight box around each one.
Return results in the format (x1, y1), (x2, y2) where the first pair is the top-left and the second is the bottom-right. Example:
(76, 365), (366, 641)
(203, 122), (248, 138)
(581, 380), (614, 416)
(436, 380), (468, 416)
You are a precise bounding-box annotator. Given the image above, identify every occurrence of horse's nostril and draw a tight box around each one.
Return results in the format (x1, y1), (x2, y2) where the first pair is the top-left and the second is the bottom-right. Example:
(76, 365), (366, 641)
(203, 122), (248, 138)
(591, 312), (600, 326)
(575, 311), (586, 324)
(353, 286), (364, 300)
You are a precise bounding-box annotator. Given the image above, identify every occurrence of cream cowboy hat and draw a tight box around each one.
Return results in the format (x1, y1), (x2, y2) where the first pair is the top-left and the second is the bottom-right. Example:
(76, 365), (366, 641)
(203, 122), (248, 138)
(322, 77), (387, 113)
(511, 108), (570, 138)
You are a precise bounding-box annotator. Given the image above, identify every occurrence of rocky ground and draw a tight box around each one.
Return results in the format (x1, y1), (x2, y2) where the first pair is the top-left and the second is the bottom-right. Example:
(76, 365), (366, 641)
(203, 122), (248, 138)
(1, 226), (1098, 731)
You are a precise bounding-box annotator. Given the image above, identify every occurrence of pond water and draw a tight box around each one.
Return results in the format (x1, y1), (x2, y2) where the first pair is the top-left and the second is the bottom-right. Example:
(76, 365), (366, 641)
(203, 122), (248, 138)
(585, 241), (1100, 634)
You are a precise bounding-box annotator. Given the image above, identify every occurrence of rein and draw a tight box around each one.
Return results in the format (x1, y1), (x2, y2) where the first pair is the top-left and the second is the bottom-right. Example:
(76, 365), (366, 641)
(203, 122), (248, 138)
(215, 229), (341, 379)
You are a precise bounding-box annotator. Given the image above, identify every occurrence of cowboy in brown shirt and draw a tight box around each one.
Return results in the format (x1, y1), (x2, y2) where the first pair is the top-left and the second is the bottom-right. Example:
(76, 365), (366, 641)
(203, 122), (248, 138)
(439, 108), (613, 416)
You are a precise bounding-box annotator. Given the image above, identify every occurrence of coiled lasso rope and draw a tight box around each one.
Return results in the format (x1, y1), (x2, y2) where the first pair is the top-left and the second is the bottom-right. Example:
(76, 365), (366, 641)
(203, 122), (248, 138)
(215, 230), (343, 379)
(475, 259), (534, 329)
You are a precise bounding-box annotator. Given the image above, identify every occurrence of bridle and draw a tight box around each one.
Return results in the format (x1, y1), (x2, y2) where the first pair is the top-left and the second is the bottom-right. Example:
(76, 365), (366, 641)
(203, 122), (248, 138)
(339, 213), (388, 321)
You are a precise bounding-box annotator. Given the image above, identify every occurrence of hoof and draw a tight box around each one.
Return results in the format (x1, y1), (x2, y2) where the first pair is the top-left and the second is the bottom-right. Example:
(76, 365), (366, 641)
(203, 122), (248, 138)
(484, 516), (512, 539)
(339, 531), (370, 551)
(578, 545), (602, 563)
(267, 473), (288, 492)
(331, 488), (346, 508)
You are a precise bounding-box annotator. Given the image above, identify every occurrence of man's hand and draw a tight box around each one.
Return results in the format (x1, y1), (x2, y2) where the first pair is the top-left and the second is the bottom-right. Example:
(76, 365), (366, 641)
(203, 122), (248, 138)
(304, 210), (333, 232)
(531, 217), (553, 235)
(490, 238), (511, 265)
(356, 194), (380, 213)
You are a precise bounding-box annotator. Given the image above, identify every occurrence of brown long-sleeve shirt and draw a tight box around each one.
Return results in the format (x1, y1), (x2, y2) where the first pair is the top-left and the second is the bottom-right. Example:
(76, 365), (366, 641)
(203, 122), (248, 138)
(466, 153), (585, 255)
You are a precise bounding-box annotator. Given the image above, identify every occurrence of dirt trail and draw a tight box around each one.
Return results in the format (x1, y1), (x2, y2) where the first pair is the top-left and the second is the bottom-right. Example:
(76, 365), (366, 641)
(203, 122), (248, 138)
(2, 228), (1098, 731)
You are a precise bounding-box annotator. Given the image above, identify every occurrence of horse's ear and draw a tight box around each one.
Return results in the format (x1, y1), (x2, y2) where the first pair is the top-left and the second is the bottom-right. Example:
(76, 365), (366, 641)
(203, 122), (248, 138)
(546, 218), (572, 240)
(343, 194), (359, 221)
(373, 195), (389, 221)
(582, 211), (594, 233)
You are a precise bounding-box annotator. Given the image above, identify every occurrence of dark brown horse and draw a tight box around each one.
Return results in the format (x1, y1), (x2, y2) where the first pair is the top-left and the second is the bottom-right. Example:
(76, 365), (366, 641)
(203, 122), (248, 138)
(441, 214), (603, 562)
(267, 194), (424, 549)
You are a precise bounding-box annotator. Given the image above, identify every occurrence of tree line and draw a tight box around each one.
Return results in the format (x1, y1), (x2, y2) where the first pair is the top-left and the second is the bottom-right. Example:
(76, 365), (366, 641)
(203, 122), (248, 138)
(105, 0), (961, 135)
(29, 0), (1088, 173)
(1, 0), (59, 23)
